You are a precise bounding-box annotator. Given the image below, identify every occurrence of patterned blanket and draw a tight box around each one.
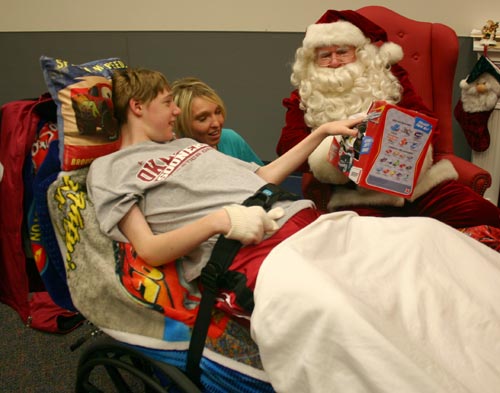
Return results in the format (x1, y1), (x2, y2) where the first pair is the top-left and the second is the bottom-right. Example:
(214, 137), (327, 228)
(47, 167), (272, 392)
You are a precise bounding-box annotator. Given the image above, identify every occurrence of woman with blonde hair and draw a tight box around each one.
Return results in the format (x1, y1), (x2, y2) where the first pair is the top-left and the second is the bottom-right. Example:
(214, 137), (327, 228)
(171, 77), (264, 164)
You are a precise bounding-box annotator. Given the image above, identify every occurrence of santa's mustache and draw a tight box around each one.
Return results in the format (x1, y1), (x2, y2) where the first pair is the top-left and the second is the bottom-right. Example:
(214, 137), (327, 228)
(310, 62), (365, 94)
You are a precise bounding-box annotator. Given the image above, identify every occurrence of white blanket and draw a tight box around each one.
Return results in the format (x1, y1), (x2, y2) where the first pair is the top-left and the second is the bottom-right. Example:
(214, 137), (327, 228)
(251, 212), (500, 393)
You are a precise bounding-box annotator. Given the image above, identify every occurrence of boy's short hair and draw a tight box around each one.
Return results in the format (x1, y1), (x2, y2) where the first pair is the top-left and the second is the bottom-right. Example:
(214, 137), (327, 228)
(112, 68), (171, 126)
(171, 77), (227, 138)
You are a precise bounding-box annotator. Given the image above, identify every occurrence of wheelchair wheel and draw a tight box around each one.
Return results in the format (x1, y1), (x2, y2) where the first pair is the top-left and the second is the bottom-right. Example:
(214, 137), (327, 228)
(75, 337), (202, 393)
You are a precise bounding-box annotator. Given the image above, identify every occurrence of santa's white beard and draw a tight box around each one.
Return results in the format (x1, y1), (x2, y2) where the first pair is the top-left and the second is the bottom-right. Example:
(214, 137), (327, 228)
(301, 61), (399, 129)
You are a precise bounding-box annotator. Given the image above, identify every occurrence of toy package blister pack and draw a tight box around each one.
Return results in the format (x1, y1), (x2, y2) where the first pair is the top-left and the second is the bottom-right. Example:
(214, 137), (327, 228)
(328, 101), (437, 198)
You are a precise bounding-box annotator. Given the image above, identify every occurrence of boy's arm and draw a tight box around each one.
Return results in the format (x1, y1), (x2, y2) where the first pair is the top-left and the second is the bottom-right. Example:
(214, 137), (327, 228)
(119, 204), (284, 266)
(119, 204), (229, 266)
(257, 118), (361, 184)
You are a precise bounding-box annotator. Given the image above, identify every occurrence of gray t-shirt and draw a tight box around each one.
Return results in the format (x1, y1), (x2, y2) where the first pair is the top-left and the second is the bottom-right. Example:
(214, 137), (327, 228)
(87, 138), (313, 281)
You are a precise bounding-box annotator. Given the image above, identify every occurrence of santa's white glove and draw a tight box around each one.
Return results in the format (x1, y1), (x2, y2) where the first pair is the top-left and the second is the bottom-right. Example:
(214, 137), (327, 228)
(223, 205), (285, 245)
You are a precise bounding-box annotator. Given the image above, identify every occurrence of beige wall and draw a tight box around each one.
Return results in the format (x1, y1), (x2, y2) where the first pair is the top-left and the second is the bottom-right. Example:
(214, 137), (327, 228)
(2, 0), (499, 36)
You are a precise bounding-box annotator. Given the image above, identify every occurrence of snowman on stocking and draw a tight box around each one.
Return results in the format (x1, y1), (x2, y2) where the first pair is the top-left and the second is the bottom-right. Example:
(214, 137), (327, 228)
(454, 54), (500, 152)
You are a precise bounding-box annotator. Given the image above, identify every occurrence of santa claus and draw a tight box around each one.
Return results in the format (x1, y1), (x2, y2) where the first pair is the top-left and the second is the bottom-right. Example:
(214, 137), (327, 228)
(276, 9), (500, 229)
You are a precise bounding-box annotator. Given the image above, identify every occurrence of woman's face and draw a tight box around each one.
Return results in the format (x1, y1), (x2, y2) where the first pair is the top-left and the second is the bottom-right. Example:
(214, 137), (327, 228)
(189, 97), (225, 147)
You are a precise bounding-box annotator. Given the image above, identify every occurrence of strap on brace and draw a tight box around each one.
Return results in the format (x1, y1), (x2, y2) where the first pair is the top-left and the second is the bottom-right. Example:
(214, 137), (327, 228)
(185, 183), (299, 387)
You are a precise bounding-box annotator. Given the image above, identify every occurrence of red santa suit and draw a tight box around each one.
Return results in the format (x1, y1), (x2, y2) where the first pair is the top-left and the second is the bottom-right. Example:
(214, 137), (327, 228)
(276, 10), (500, 229)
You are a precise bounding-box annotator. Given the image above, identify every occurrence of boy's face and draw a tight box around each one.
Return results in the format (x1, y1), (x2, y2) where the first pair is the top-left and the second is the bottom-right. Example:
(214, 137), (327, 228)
(142, 89), (181, 143)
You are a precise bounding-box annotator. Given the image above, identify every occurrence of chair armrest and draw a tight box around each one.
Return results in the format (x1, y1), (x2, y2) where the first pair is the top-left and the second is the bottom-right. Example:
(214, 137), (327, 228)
(436, 153), (492, 196)
(303, 155), (492, 210)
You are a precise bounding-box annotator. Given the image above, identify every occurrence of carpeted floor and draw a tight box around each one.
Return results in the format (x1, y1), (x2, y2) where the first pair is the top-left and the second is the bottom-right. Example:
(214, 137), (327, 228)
(0, 302), (93, 392)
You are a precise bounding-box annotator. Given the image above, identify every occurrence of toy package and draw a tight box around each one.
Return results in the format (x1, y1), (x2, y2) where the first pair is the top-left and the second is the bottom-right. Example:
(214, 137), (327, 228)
(328, 101), (437, 198)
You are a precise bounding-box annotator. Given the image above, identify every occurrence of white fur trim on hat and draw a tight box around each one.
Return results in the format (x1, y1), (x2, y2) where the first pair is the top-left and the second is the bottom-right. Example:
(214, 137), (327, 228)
(303, 21), (368, 49)
(379, 42), (404, 65)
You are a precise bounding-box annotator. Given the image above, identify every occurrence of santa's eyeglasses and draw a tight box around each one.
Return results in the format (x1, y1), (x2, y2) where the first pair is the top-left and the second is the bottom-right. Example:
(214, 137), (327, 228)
(315, 45), (356, 67)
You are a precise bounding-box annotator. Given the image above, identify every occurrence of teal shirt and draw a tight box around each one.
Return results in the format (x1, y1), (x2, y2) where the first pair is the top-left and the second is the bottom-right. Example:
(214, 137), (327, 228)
(217, 128), (264, 165)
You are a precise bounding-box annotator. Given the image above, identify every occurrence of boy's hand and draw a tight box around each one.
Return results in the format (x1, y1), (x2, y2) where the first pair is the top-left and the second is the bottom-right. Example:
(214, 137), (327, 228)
(319, 117), (364, 138)
(223, 205), (285, 245)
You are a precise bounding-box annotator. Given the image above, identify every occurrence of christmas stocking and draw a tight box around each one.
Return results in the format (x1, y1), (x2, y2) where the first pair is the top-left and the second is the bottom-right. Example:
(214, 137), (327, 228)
(454, 55), (500, 152)
(454, 99), (493, 152)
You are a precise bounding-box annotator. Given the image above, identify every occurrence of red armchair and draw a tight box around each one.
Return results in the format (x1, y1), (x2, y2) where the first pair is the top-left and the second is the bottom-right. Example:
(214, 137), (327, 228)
(357, 6), (492, 195)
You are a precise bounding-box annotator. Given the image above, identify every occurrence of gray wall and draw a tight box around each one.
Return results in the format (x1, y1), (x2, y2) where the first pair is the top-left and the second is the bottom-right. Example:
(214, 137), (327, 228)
(0, 31), (475, 162)
(2, 0), (498, 37)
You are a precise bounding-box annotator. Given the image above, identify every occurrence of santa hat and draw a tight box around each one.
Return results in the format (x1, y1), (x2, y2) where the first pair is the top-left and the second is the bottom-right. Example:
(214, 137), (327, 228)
(466, 54), (500, 85)
(303, 9), (403, 65)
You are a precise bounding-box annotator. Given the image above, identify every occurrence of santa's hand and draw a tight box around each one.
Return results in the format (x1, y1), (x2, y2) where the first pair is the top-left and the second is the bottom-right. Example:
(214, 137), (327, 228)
(223, 205), (284, 245)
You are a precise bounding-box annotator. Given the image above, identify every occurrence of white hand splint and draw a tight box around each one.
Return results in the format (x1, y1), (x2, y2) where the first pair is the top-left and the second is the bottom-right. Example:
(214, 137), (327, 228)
(223, 205), (285, 245)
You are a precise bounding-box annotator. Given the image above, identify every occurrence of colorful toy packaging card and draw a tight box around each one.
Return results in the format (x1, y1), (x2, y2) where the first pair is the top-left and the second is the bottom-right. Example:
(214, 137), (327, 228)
(328, 101), (436, 198)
